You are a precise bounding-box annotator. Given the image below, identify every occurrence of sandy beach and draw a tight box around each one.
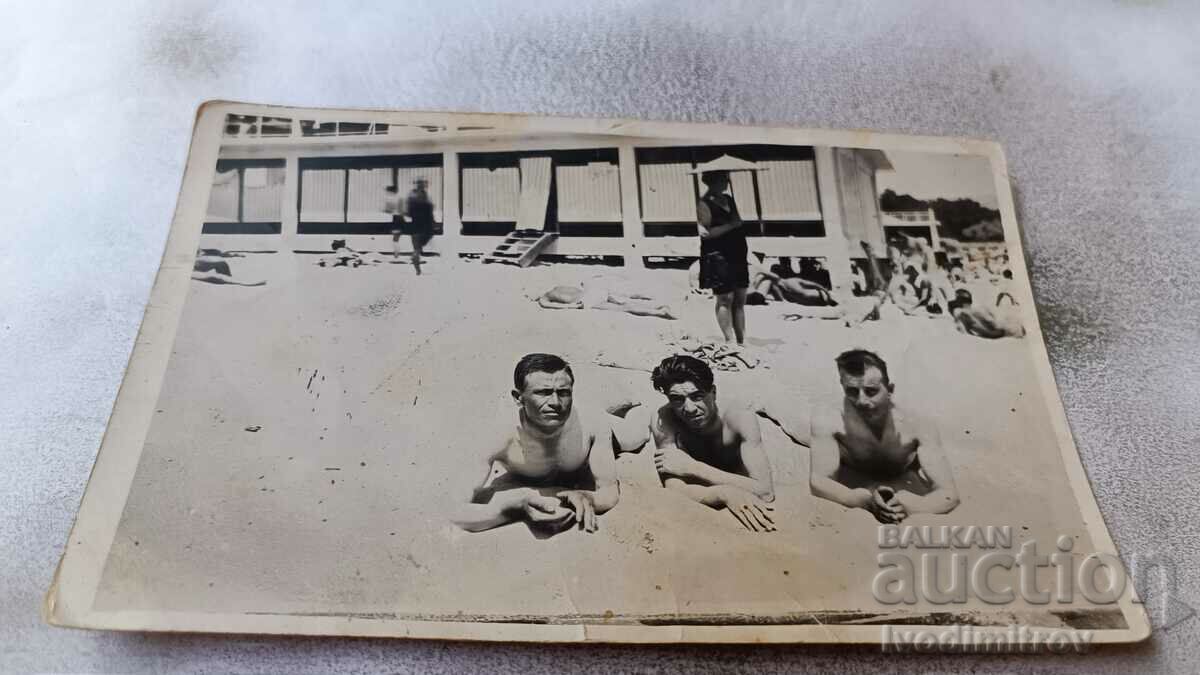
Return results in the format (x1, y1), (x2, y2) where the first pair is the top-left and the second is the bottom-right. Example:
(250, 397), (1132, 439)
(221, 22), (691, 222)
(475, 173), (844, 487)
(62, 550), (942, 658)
(93, 249), (1117, 627)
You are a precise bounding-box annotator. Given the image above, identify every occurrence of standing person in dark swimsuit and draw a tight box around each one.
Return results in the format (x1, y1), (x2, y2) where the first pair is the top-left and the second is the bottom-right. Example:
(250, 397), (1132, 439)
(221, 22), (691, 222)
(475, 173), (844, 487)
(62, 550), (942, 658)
(809, 349), (960, 523)
(649, 355), (776, 532)
(405, 177), (435, 275)
(696, 171), (751, 345)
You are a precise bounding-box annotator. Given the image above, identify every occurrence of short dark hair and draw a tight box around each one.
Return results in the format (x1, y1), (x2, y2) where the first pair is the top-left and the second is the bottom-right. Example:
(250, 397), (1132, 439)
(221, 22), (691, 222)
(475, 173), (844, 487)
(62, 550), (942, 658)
(652, 355), (714, 394)
(513, 353), (573, 391)
(835, 349), (890, 385)
(700, 170), (729, 186)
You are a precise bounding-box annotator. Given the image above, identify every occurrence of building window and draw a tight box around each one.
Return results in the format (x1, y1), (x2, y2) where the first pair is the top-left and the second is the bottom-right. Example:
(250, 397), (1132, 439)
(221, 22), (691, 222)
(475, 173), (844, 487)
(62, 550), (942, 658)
(461, 167), (520, 222)
(638, 162), (697, 223)
(203, 159), (286, 234)
(635, 145), (822, 237)
(555, 162), (622, 224)
(298, 155), (442, 235)
(458, 148), (622, 237)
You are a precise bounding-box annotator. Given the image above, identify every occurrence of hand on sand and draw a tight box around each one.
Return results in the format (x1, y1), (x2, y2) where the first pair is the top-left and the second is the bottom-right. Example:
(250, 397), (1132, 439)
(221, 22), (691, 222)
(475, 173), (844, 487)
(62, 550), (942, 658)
(867, 487), (908, 524)
(558, 490), (598, 533)
(891, 490), (922, 517)
(719, 487), (776, 532)
(523, 494), (575, 530)
(654, 447), (698, 479)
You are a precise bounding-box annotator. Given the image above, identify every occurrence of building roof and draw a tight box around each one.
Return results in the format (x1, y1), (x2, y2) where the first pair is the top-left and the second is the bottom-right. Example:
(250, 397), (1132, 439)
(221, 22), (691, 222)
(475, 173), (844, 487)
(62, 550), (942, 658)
(856, 149), (893, 171)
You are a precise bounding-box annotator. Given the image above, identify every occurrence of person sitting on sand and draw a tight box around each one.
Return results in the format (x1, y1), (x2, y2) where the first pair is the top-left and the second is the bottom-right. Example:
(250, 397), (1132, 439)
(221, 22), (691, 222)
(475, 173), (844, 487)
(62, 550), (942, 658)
(534, 278), (677, 320)
(809, 349), (959, 523)
(887, 264), (940, 315)
(649, 355), (776, 532)
(451, 353), (620, 534)
(948, 289), (1025, 339)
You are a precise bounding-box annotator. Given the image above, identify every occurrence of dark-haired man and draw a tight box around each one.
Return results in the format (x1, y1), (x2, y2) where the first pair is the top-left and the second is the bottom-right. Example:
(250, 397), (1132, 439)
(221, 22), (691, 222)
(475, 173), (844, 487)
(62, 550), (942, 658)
(809, 349), (959, 523)
(649, 354), (776, 532)
(451, 353), (619, 534)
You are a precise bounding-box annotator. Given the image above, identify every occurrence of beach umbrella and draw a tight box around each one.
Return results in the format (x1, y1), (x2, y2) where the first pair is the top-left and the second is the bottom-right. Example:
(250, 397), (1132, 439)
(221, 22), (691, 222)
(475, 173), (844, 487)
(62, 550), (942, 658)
(685, 154), (768, 174)
(688, 155), (767, 235)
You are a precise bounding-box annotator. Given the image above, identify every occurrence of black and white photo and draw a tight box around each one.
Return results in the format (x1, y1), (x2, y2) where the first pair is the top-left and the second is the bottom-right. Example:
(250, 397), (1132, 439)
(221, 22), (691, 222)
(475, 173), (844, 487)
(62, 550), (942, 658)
(46, 104), (1150, 645)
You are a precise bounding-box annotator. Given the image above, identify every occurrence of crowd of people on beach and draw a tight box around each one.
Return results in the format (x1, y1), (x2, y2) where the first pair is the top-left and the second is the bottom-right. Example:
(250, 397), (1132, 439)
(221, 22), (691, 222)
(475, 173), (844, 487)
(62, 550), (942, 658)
(525, 169), (1023, 343)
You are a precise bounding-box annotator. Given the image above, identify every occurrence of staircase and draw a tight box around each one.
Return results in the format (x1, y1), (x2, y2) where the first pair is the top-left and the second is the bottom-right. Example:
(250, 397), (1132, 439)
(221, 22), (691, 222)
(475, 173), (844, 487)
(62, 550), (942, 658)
(481, 229), (557, 267)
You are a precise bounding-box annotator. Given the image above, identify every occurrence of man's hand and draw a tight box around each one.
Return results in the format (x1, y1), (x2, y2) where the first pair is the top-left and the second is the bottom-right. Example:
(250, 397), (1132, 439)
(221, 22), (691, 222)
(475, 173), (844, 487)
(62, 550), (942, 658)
(719, 486), (776, 532)
(654, 447), (698, 479)
(558, 490), (598, 533)
(522, 492), (575, 530)
(865, 487), (907, 524)
(891, 490), (922, 518)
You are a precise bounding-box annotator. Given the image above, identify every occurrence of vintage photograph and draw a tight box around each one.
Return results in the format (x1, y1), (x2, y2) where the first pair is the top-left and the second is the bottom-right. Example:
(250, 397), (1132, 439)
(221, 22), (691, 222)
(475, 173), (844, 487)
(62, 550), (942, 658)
(47, 104), (1149, 644)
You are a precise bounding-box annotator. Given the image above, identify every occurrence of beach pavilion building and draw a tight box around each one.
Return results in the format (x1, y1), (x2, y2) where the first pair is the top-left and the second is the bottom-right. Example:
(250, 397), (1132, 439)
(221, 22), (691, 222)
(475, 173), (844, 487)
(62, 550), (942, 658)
(202, 113), (894, 290)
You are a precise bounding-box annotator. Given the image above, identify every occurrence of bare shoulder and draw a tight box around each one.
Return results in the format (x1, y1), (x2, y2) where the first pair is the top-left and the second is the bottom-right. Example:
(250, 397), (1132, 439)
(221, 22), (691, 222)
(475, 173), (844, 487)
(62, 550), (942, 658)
(810, 403), (843, 436)
(577, 406), (612, 445)
(651, 404), (678, 441)
(722, 402), (762, 436)
(476, 411), (520, 464)
(893, 405), (939, 444)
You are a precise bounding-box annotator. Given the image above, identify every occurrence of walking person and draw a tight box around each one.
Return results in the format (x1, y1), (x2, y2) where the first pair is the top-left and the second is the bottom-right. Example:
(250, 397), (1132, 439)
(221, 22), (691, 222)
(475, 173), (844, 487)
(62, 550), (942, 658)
(404, 177), (435, 275)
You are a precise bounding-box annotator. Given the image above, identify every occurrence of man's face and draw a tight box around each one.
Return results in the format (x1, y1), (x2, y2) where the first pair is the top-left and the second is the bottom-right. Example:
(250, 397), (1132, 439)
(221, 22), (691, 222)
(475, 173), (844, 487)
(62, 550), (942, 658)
(839, 366), (893, 423)
(665, 381), (717, 430)
(514, 370), (574, 429)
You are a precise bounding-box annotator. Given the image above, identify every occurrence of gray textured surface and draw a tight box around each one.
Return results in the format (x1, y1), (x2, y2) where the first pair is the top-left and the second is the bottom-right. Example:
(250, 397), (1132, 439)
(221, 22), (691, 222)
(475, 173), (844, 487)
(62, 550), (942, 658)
(2, 1), (1197, 672)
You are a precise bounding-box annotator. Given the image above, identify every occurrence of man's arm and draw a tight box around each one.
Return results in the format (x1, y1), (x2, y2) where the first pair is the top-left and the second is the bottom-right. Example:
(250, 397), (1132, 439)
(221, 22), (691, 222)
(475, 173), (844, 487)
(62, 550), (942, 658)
(689, 409), (774, 500)
(587, 430), (620, 514)
(662, 476), (727, 507)
(809, 415), (874, 511)
(449, 455), (538, 532)
(654, 412), (774, 530)
(896, 420), (960, 515)
(696, 200), (742, 240)
(653, 408), (773, 499)
(552, 414), (623, 533)
(558, 422), (619, 513)
(652, 409), (719, 502)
